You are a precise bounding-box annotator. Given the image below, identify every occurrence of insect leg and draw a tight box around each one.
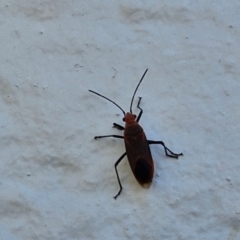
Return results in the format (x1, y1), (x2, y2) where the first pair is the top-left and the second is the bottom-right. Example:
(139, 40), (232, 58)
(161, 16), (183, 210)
(136, 97), (143, 122)
(113, 123), (124, 131)
(147, 140), (183, 158)
(94, 135), (124, 140)
(114, 152), (127, 199)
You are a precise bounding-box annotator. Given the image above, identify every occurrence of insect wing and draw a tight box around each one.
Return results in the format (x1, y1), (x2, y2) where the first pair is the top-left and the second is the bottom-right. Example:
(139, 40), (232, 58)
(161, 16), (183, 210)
(124, 131), (154, 187)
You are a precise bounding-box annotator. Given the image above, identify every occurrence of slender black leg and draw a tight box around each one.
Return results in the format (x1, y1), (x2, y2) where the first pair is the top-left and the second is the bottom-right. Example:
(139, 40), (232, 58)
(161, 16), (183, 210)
(113, 123), (124, 131)
(147, 140), (183, 158)
(114, 152), (127, 199)
(94, 135), (124, 140)
(136, 97), (143, 122)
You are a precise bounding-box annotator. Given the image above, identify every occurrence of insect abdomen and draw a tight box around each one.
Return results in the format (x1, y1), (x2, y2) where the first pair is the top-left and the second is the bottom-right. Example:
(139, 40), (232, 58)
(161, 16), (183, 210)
(134, 157), (153, 188)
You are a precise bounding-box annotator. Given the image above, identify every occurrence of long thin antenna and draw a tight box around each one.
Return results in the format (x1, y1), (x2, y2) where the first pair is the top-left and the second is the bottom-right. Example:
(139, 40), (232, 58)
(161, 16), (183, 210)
(130, 68), (148, 113)
(89, 90), (126, 116)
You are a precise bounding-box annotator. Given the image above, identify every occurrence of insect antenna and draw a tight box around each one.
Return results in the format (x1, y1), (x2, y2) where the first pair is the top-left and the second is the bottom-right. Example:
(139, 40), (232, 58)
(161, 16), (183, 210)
(129, 68), (148, 113)
(89, 90), (126, 116)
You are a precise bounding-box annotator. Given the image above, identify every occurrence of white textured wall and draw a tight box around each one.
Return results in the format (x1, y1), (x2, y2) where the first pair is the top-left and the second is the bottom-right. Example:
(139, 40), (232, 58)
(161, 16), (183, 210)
(1, 1), (240, 239)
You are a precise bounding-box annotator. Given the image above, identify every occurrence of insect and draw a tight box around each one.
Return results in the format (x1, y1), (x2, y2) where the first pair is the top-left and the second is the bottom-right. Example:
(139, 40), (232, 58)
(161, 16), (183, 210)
(89, 69), (183, 199)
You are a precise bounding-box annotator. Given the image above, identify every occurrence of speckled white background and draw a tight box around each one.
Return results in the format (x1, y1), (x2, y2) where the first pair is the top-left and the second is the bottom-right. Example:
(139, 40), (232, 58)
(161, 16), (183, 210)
(1, 1), (240, 240)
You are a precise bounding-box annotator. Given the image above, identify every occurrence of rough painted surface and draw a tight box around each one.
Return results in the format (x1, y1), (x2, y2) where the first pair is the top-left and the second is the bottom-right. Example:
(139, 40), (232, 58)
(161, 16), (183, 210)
(0, 1), (240, 239)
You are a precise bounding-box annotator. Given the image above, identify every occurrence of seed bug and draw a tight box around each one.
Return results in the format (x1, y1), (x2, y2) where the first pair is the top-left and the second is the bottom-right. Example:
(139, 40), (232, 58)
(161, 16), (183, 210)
(89, 69), (183, 199)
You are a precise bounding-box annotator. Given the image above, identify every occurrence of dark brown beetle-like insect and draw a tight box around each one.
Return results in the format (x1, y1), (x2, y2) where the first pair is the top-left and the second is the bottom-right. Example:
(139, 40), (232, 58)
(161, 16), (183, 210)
(89, 69), (183, 199)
